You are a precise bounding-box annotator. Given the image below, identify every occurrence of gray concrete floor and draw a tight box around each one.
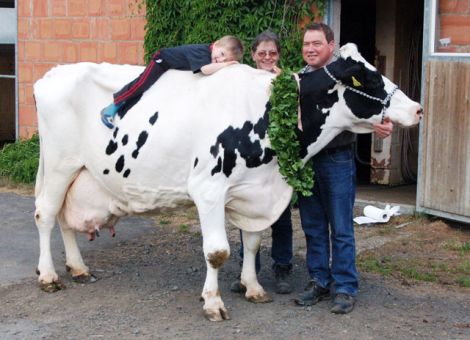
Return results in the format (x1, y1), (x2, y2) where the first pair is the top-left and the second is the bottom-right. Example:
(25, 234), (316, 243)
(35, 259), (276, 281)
(355, 183), (417, 214)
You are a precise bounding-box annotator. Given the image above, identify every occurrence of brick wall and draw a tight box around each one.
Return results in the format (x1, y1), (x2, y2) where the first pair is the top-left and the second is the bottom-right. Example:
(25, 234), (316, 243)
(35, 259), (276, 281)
(437, 0), (470, 53)
(17, 0), (147, 138)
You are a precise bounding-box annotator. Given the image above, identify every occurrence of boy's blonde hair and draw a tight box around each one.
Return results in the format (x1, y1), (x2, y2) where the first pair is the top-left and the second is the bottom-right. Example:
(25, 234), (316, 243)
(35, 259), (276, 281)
(216, 35), (244, 61)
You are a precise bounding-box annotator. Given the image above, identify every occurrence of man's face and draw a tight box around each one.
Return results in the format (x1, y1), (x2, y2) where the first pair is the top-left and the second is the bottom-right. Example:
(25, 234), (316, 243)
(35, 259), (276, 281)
(302, 29), (335, 68)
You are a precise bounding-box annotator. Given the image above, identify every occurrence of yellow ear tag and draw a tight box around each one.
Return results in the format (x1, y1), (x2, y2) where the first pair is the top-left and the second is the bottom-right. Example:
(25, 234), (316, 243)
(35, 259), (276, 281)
(351, 76), (362, 87)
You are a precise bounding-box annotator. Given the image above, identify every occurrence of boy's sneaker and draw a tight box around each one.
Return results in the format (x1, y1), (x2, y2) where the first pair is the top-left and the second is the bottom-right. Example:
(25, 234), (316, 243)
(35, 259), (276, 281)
(100, 102), (122, 129)
(330, 293), (356, 314)
(294, 281), (330, 306)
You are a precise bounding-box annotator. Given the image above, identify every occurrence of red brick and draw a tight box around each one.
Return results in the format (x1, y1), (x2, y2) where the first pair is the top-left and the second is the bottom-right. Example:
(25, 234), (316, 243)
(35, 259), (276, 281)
(54, 19), (72, 39)
(19, 104), (37, 127)
(440, 15), (470, 45)
(107, 0), (125, 16)
(118, 42), (140, 65)
(126, 0), (146, 16)
(51, 0), (66, 16)
(18, 18), (30, 40)
(99, 42), (118, 63)
(91, 18), (110, 40)
(19, 63), (33, 83)
(89, 0), (104, 16)
(437, 45), (459, 53)
(111, 19), (130, 40)
(43, 42), (63, 62)
(439, 0), (470, 14)
(25, 85), (35, 105)
(33, 63), (55, 82)
(38, 19), (54, 39)
(18, 84), (27, 105)
(25, 41), (42, 61)
(130, 17), (146, 41)
(71, 19), (90, 39)
(32, 0), (48, 17)
(63, 43), (79, 63)
(68, 0), (88, 16)
(18, 0), (32, 17)
(19, 124), (38, 139)
(17, 41), (25, 61)
(80, 42), (98, 62)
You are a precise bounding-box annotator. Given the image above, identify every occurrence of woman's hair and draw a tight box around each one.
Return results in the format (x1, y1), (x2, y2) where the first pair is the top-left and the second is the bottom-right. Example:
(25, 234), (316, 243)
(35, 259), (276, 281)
(217, 35), (245, 61)
(251, 31), (281, 54)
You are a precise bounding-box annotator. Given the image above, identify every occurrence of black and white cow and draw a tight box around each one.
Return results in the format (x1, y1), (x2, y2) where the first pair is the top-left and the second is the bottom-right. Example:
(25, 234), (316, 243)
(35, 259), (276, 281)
(33, 43), (421, 321)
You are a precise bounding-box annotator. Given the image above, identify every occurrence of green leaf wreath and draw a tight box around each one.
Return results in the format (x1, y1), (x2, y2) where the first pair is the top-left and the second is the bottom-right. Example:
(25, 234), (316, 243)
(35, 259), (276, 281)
(268, 72), (314, 197)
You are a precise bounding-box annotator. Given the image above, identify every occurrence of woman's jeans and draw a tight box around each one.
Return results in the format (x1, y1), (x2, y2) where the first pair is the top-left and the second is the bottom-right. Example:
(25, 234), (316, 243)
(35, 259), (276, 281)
(298, 147), (358, 296)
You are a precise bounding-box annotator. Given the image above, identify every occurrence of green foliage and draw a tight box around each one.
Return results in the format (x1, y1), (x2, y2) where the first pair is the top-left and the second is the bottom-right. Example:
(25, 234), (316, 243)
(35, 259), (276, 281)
(144, 0), (325, 69)
(0, 135), (40, 184)
(456, 276), (470, 288)
(268, 71), (314, 196)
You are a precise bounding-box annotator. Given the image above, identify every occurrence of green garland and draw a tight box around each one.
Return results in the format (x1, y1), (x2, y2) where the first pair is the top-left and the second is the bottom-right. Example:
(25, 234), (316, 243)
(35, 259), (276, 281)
(268, 72), (314, 196)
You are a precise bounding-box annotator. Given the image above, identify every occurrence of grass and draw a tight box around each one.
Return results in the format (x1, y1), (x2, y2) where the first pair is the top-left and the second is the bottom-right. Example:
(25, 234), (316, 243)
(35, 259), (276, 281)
(0, 135), (40, 184)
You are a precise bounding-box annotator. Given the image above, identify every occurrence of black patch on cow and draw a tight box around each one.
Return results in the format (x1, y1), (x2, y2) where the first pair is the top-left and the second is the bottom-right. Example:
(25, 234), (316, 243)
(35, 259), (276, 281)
(123, 169), (131, 178)
(149, 111), (159, 125)
(103, 169), (110, 175)
(132, 131), (148, 159)
(298, 69), (338, 158)
(210, 108), (274, 177)
(105, 140), (118, 155)
(113, 127), (119, 139)
(115, 155), (125, 173)
(122, 134), (128, 146)
(211, 157), (222, 176)
(297, 57), (390, 158)
(194, 158), (199, 168)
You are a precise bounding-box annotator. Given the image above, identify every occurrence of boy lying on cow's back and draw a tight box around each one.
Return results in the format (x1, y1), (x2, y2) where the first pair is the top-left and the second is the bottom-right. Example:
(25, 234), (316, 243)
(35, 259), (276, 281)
(100, 36), (244, 129)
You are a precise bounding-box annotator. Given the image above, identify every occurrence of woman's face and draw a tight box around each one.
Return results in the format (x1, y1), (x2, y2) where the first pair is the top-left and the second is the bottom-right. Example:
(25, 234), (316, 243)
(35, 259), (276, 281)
(251, 41), (280, 72)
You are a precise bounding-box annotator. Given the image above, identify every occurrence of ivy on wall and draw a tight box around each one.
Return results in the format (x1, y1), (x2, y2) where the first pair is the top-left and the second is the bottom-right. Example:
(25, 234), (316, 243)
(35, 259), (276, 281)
(144, 0), (325, 69)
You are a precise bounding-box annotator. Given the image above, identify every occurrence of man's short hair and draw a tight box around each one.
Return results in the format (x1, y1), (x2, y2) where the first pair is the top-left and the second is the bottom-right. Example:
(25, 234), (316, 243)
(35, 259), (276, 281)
(218, 35), (244, 61)
(251, 30), (281, 54)
(304, 23), (334, 43)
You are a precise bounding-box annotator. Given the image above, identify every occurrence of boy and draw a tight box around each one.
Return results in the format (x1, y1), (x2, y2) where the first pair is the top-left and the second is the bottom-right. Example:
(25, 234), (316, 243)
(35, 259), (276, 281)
(101, 35), (244, 128)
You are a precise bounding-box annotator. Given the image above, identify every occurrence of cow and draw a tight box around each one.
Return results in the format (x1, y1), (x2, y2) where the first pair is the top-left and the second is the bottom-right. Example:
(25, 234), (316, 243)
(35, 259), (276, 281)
(33, 43), (421, 321)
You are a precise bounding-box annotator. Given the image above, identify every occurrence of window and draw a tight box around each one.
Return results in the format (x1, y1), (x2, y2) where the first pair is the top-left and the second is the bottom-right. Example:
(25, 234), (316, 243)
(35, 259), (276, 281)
(0, 0), (14, 8)
(430, 0), (470, 56)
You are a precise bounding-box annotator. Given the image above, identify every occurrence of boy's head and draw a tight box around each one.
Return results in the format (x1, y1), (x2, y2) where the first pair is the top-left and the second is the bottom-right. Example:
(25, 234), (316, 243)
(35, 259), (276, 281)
(211, 35), (244, 63)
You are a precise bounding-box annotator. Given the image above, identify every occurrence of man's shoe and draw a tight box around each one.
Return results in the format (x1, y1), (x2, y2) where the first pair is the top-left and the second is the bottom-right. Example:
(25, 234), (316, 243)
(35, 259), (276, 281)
(230, 279), (246, 294)
(100, 102), (123, 129)
(330, 293), (356, 314)
(294, 281), (330, 306)
(274, 264), (292, 294)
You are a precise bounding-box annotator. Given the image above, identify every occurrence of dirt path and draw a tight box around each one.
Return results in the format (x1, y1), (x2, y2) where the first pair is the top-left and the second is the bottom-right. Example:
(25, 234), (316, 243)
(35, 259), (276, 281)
(0, 192), (469, 339)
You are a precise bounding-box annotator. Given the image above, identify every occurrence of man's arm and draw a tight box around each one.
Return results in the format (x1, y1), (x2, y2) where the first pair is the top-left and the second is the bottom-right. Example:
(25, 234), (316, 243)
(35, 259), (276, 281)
(200, 61), (239, 75)
(373, 118), (393, 139)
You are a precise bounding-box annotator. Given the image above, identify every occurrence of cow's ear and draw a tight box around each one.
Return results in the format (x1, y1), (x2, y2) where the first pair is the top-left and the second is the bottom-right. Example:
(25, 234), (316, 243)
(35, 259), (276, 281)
(336, 63), (363, 83)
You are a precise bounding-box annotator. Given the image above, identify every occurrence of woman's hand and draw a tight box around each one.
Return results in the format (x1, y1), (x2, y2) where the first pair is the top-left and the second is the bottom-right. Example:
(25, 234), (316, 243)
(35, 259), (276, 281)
(373, 118), (394, 139)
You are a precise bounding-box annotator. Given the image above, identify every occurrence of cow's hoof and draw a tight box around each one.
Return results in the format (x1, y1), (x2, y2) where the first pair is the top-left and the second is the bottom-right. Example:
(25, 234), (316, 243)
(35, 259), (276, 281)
(204, 307), (230, 322)
(40, 280), (66, 293)
(246, 292), (273, 304)
(72, 273), (98, 284)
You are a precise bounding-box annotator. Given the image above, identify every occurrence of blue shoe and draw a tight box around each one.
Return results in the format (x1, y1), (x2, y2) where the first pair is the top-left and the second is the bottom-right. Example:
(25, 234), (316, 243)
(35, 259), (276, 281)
(100, 102), (122, 129)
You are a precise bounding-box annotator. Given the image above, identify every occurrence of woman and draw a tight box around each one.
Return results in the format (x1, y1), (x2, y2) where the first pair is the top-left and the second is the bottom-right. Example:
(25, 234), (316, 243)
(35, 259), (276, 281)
(231, 31), (293, 295)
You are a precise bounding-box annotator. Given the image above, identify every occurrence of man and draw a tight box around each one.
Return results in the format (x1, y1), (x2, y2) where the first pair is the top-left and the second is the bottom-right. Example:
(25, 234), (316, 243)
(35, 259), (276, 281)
(294, 23), (393, 314)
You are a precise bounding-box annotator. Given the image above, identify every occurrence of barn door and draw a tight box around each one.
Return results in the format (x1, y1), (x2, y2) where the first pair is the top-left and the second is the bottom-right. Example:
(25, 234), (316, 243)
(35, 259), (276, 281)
(416, 0), (470, 223)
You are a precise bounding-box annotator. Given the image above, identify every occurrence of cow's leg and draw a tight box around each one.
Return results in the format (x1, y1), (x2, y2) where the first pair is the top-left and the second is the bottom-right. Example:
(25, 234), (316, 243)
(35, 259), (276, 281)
(241, 230), (272, 303)
(57, 214), (96, 284)
(196, 201), (231, 321)
(35, 167), (81, 292)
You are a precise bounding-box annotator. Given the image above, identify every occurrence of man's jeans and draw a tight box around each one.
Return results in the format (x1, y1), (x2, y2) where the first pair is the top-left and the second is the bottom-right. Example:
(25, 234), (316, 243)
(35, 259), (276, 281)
(298, 147), (358, 296)
(239, 206), (293, 273)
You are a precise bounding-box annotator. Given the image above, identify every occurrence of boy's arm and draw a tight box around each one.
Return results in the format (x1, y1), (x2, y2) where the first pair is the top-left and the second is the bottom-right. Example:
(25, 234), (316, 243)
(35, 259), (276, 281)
(200, 61), (239, 75)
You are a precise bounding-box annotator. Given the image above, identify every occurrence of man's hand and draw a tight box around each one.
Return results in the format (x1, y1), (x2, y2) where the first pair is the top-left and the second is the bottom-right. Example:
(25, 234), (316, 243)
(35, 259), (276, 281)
(373, 118), (393, 139)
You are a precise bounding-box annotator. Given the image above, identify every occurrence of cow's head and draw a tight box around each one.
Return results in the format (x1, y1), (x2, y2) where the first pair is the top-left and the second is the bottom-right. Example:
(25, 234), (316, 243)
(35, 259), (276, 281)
(298, 43), (422, 159)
